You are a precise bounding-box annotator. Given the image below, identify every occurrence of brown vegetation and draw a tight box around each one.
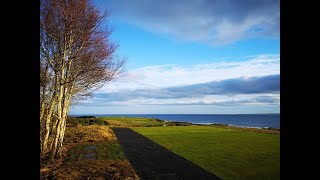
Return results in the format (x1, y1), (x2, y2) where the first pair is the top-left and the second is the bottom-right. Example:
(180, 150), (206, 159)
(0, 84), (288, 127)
(40, 125), (138, 179)
(51, 160), (138, 180)
(63, 125), (116, 145)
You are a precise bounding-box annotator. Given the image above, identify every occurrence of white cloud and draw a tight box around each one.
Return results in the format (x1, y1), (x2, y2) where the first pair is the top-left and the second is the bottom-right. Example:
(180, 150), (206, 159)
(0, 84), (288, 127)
(80, 94), (280, 106)
(99, 54), (280, 93)
(71, 54), (280, 111)
(107, 0), (280, 45)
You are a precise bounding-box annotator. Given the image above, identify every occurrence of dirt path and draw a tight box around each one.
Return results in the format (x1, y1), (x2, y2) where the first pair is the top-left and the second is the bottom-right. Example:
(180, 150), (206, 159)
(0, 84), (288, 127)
(112, 128), (221, 180)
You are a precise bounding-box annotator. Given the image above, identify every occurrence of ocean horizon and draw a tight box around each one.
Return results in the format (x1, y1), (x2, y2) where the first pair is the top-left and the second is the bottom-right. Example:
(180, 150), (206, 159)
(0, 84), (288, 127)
(69, 114), (280, 129)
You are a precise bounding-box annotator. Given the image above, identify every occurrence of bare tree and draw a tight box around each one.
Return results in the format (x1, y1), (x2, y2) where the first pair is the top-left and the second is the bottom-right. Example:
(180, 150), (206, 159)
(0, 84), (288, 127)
(40, 0), (124, 160)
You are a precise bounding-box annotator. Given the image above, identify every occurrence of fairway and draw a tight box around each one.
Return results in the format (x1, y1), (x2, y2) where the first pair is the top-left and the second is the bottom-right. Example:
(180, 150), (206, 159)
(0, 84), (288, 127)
(132, 126), (280, 180)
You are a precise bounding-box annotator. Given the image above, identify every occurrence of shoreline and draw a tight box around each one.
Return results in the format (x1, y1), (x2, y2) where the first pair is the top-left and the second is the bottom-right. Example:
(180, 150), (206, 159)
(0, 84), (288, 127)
(152, 118), (280, 131)
(69, 115), (280, 132)
(70, 114), (280, 130)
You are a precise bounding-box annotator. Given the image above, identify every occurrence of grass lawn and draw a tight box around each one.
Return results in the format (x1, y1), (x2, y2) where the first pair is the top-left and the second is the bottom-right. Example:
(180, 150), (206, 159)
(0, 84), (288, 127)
(133, 126), (280, 180)
(99, 116), (165, 127)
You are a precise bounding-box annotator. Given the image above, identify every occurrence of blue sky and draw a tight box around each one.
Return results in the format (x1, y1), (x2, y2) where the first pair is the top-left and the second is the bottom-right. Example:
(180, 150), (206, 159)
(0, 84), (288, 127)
(69, 0), (280, 114)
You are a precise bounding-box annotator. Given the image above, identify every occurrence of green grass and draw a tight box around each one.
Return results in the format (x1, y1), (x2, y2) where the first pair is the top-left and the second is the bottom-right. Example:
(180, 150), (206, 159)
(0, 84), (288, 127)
(133, 126), (280, 180)
(98, 116), (165, 127)
(66, 142), (127, 161)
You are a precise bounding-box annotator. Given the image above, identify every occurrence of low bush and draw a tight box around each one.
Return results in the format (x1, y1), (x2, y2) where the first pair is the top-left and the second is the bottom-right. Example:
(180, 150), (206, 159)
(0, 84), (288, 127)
(67, 117), (106, 126)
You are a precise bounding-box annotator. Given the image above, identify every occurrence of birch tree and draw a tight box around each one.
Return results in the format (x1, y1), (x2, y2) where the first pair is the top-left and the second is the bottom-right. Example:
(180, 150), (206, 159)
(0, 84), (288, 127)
(40, 0), (124, 160)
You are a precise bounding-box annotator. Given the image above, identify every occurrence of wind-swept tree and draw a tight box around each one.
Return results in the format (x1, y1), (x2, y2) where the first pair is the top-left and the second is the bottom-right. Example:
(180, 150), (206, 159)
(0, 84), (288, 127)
(40, 0), (124, 160)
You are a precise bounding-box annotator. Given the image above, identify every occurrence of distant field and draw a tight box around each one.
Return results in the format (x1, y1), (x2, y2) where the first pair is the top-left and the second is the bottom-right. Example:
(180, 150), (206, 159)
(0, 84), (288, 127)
(98, 116), (165, 127)
(133, 126), (280, 180)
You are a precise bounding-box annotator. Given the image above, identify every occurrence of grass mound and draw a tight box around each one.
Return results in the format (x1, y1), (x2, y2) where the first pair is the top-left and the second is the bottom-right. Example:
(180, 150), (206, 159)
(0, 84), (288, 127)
(67, 117), (107, 126)
(40, 125), (138, 180)
(63, 125), (116, 144)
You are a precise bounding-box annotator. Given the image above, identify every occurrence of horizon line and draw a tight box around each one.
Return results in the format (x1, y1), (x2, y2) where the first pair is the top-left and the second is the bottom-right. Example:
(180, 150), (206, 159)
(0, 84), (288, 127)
(68, 113), (280, 115)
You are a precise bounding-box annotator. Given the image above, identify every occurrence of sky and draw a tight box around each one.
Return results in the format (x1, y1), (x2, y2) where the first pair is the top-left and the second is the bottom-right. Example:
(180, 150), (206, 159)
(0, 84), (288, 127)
(69, 0), (280, 115)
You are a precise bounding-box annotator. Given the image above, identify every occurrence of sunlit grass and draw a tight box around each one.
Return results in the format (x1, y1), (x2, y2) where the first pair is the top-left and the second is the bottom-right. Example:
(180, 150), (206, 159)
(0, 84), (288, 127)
(133, 126), (280, 180)
(99, 116), (165, 127)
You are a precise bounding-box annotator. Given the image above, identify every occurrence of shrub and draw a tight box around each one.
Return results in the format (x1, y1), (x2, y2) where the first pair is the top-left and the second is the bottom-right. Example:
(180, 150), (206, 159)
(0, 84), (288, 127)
(67, 117), (106, 126)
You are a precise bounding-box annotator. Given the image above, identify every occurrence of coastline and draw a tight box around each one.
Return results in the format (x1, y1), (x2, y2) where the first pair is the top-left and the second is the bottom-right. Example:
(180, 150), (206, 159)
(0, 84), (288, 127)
(69, 115), (280, 134)
(69, 114), (280, 130)
(151, 118), (280, 133)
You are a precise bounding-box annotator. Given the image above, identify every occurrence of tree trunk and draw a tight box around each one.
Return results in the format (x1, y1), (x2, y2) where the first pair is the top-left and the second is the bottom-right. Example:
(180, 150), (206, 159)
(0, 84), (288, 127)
(40, 65), (49, 123)
(41, 93), (56, 157)
(40, 92), (46, 123)
(57, 88), (72, 156)
(50, 69), (65, 160)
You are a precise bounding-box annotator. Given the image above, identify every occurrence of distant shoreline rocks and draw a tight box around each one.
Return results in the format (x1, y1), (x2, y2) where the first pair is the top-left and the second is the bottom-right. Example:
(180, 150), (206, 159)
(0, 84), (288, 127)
(150, 118), (280, 131)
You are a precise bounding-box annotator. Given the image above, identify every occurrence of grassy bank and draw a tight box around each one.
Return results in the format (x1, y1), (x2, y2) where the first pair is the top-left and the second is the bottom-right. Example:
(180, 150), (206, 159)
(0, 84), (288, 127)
(40, 122), (139, 180)
(98, 116), (165, 127)
(133, 126), (280, 180)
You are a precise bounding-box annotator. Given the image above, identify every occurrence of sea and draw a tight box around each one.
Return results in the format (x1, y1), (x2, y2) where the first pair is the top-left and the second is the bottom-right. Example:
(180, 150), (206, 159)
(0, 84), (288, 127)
(69, 114), (280, 129)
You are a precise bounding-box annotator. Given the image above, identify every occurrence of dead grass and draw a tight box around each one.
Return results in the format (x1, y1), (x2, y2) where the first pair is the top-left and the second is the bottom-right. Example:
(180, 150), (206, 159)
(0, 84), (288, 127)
(51, 160), (139, 180)
(63, 125), (117, 145)
(40, 125), (139, 180)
